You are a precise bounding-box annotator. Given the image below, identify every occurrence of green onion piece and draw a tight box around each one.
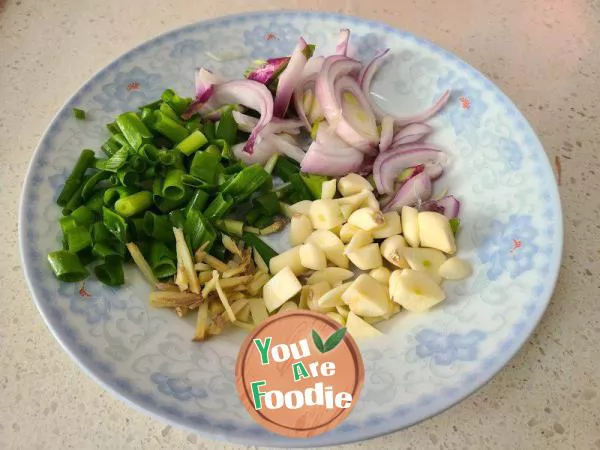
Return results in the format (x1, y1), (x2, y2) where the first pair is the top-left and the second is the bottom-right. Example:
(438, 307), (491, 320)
(143, 211), (175, 243)
(215, 109), (238, 146)
(273, 182), (294, 199)
(159, 102), (185, 124)
(204, 193), (233, 220)
(264, 153), (279, 174)
(184, 209), (216, 252)
(66, 226), (92, 252)
(130, 218), (147, 241)
(116, 112), (153, 150)
(138, 143), (159, 165)
(214, 139), (233, 160)
(190, 151), (221, 184)
(147, 110), (189, 143)
(61, 182), (86, 216)
(157, 149), (177, 166)
(48, 250), (89, 282)
(162, 169), (186, 200)
(253, 215), (275, 229)
(186, 190), (210, 213)
(300, 173), (328, 199)
(153, 194), (190, 213)
(95, 147), (129, 173)
(161, 89), (191, 115)
(94, 255), (125, 286)
(92, 242), (120, 258)
(279, 202), (293, 218)
(85, 191), (105, 213)
(168, 209), (186, 228)
(139, 99), (162, 111)
(254, 192), (280, 216)
(81, 171), (111, 200)
(274, 155), (300, 183)
(101, 135), (122, 156)
(216, 219), (244, 237)
(129, 154), (147, 172)
(90, 222), (114, 244)
(149, 242), (177, 279)
(116, 167), (139, 187)
(289, 173), (314, 201)
(175, 130), (208, 156)
(220, 164), (270, 202)
(242, 232), (278, 265)
(56, 149), (96, 207)
(203, 120), (216, 142)
(70, 205), (95, 227)
(185, 118), (202, 132)
(223, 162), (244, 175)
(143, 166), (156, 179)
(59, 216), (78, 234)
(73, 108), (86, 120)
(205, 144), (221, 157)
(104, 186), (138, 208)
(449, 218), (460, 235)
(181, 174), (215, 189)
(245, 209), (261, 226)
(210, 240), (228, 261)
(114, 191), (153, 218)
(103, 207), (128, 243)
(106, 122), (121, 134)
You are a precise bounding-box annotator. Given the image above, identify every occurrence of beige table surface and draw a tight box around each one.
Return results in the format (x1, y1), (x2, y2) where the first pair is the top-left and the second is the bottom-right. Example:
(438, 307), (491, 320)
(1, 0), (599, 449)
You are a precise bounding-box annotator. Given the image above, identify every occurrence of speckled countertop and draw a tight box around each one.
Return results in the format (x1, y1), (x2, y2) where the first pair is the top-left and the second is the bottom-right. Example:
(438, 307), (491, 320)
(1, 0), (599, 448)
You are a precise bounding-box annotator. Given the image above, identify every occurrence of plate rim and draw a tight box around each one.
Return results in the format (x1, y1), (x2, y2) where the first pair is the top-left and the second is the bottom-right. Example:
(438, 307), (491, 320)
(18, 9), (564, 447)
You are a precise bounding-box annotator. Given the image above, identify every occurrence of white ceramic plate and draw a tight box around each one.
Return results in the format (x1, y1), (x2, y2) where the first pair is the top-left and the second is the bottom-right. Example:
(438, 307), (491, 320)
(19, 11), (562, 447)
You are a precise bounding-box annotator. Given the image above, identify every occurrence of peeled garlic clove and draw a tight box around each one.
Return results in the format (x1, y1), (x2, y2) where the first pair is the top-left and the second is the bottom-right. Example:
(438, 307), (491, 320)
(339, 223), (360, 243)
(388, 269), (403, 297)
(321, 179), (337, 199)
(299, 242), (327, 270)
(307, 281), (333, 312)
(318, 282), (351, 308)
(338, 173), (373, 196)
(342, 274), (390, 317)
(344, 230), (373, 254)
(340, 204), (355, 221)
(390, 269), (445, 312)
(439, 257), (472, 280)
(263, 267), (302, 312)
(348, 207), (385, 231)
(326, 311), (346, 326)
(347, 243), (382, 270)
(336, 304), (350, 318)
(401, 206), (420, 248)
(289, 200), (312, 215)
(306, 267), (354, 285)
(290, 213), (313, 246)
(306, 230), (348, 268)
(269, 246), (305, 275)
(362, 190), (381, 211)
(346, 312), (383, 338)
(372, 211), (402, 239)
(336, 189), (369, 210)
(380, 235), (409, 268)
(369, 266), (391, 284)
(418, 211), (457, 254)
(310, 199), (344, 230)
(403, 247), (447, 284)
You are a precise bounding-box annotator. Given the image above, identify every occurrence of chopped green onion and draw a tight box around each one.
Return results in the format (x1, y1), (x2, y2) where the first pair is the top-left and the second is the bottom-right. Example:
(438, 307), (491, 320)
(161, 89), (191, 115)
(220, 164), (270, 201)
(162, 169), (186, 200)
(95, 147), (129, 172)
(92, 242), (121, 258)
(216, 219), (244, 237)
(190, 151), (221, 184)
(103, 207), (128, 243)
(70, 205), (95, 227)
(215, 109), (238, 146)
(104, 186), (138, 208)
(73, 108), (86, 120)
(289, 173), (314, 201)
(48, 250), (89, 282)
(254, 192), (280, 216)
(168, 209), (186, 228)
(184, 209), (216, 252)
(84, 191), (105, 213)
(274, 155), (300, 183)
(143, 211), (175, 243)
(149, 242), (177, 279)
(175, 130), (208, 156)
(146, 110), (189, 143)
(94, 255), (125, 286)
(300, 173), (328, 199)
(116, 112), (153, 150)
(204, 193), (233, 220)
(59, 216), (78, 234)
(114, 191), (153, 218)
(264, 153), (279, 174)
(66, 226), (92, 253)
(185, 190), (210, 214)
(81, 171), (111, 200)
(56, 149), (96, 207)
(126, 242), (159, 286)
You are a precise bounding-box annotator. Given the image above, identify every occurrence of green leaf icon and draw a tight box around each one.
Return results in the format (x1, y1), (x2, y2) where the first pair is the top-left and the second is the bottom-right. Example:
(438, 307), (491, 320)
(312, 327), (347, 353)
(312, 329), (325, 353)
(323, 327), (347, 353)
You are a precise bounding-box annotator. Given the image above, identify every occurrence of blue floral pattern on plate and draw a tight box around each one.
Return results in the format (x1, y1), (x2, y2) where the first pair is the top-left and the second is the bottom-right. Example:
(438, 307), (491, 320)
(19, 11), (562, 448)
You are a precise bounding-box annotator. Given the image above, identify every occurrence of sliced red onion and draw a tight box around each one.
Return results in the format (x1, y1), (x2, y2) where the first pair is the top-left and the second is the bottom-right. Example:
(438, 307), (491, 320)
(379, 116), (394, 152)
(383, 172), (432, 212)
(205, 80), (273, 154)
(331, 76), (379, 153)
(336, 29), (350, 56)
(181, 68), (224, 119)
(392, 123), (433, 147)
(202, 104), (245, 121)
(263, 134), (306, 163)
(232, 141), (274, 165)
(232, 111), (302, 136)
(315, 55), (362, 127)
(292, 57), (325, 130)
(246, 57), (290, 84)
(358, 48), (390, 87)
(425, 163), (444, 180)
(420, 195), (460, 218)
(301, 140), (364, 176)
(373, 144), (445, 194)
(393, 90), (451, 126)
(273, 37), (311, 117)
